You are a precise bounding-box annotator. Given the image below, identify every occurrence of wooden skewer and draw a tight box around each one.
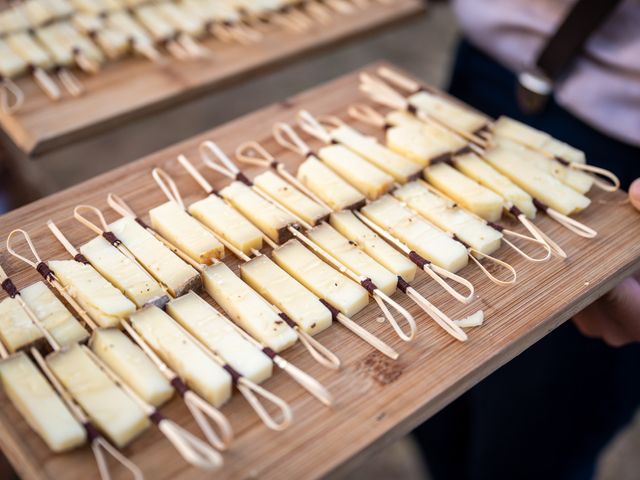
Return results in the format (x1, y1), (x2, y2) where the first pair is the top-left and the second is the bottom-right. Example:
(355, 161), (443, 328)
(0, 76), (25, 114)
(46, 220), (235, 447)
(180, 152), (400, 356)
(200, 142), (415, 346)
(107, 189), (333, 406)
(0, 260), (143, 480)
(152, 164), (341, 371)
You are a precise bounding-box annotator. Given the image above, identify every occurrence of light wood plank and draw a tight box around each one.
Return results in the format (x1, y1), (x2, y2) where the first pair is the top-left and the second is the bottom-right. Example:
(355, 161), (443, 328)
(0, 0), (424, 156)
(0, 62), (639, 480)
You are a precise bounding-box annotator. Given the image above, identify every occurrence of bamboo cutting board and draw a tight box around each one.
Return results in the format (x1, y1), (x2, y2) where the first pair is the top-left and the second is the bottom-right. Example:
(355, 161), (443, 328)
(0, 62), (639, 480)
(0, 0), (424, 156)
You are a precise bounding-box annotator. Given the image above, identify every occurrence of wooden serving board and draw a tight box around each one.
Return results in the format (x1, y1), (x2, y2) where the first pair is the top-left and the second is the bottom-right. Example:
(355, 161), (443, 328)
(0, 0), (424, 156)
(0, 62), (639, 480)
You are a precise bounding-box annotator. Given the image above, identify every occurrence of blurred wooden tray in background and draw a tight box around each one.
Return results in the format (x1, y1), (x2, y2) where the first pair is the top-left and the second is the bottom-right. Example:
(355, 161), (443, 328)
(0, 62), (639, 480)
(0, 0), (424, 156)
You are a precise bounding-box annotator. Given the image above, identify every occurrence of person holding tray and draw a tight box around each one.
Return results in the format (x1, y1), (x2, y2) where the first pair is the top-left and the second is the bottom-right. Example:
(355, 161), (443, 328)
(413, 1), (640, 479)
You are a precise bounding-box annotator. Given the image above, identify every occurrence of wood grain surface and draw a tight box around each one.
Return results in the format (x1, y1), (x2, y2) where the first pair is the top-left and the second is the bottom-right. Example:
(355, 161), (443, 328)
(0, 0), (424, 156)
(0, 63), (639, 480)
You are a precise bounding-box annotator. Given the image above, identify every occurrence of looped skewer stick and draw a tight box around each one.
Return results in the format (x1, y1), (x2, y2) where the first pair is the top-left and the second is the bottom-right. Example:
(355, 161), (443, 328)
(154, 162), (341, 371)
(155, 314), (294, 429)
(415, 180), (551, 263)
(347, 104), (567, 258)
(0, 269), (144, 480)
(56, 68), (84, 97)
(109, 188), (332, 406)
(200, 143), (416, 343)
(32, 67), (62, 101)
(566, 162), (620, 192)
(0, 77), (25, 114)
(273, 121), (476, 304)
(82, 346), (223, 471)
(180, 152), (398, 356)
(46, 221), (234, 448)
(6, 229), (100, 331)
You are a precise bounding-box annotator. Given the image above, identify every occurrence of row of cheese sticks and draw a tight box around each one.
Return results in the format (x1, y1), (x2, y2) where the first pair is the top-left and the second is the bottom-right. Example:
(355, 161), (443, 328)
(0, 0), (379, 111)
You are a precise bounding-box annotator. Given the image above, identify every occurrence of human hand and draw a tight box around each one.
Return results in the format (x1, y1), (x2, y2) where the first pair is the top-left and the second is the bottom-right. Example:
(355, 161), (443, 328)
(573, 179), (640, 347)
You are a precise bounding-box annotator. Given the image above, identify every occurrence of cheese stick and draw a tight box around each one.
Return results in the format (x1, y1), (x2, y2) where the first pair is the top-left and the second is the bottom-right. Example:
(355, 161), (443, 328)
(393, 182), (502, 255)
(239, 255), (332, 335)
(149, 201), (225, 264)
(253, 171), (331, 226)
(35, 24), (75, 66)
(272, 239), (369, 318)
(73, 14), (131, 59)
(219, 181), (297, 244)
(167, 291), (273, 383)
(385, 111), (468, 165)
(135, 5), (177, 42)
(0, 351), (86, 452)
(47, 344), (150, 447)
(297, 156), (365, 211)
(424, 162), (504, 222)
(23, 0), (56, 27)
(361, 195), (468, 273)
(329, 124), (422, 183)
(156, 2), (206, 37)
(6, 32), (54, 70)
(483, 142), (591, 216)
(20, 281), (89, 346)
(452, 152), (537, 219)
(306, 223), (397, 296)
(109, 216), (201, 297)
(181, 0), (240, 24)
(80, 236), (169, 308)
(0, 39), (28, 79)
(130, 306), (232, 407)
(492, 116), (586, 164)
(0, 282), (88, 352)
(202, 263), (298, 352)
(317, 144), (394, 200)
(48, 260), (136, 328)
(495, 138), (593, 194)
(42, 0), (75, 18)
(0, 8), (31, 35)
(106, 11), (155, 51)
(90, 328), (174, 407)
(329, 210), (417, 282)
(188, 194), (264, 255)
(408, 90), (489, 134)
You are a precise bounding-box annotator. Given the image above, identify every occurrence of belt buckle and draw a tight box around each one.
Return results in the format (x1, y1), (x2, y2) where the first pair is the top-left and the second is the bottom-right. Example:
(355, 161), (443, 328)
(516, 69), (553, 114)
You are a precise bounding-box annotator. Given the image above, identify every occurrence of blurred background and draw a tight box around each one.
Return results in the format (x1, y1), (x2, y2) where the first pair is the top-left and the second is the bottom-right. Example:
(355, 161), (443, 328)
(0, 2), (638, 479)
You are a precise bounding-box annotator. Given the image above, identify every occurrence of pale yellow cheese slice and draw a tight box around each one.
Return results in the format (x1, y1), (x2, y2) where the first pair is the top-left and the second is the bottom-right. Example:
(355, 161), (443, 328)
(253, 171), (331, 226)
(90, 328), (174, 407)
(47, 344), (150, 448)
(393, 182), (502, 255)
(80, 236), (168, 308)
(240, 255), (332, 335)
(271, 239), (369, 318)
(330, 125), (422, 183)
(203, 263), (298, 352)
(188, 194), (263, 255)
(424, 163), (504, 222)
(219, 181), (297, 244)
(0, 352), (86, 452)
(130, 306), (232, 407)
(306, 223), (397, 296)
(167, 292), (272, 384)
(318, 144), (394, 200)
(452, 152), (536, 219)
(329, 211), (416, 282)
(149, 201), (224, 264)
(297, 156), (366, 211)
(408, 91), (489, 134)
(48, 260), (136, 328)
(109, 216), (200, 297)
(361, 195), (468, 273)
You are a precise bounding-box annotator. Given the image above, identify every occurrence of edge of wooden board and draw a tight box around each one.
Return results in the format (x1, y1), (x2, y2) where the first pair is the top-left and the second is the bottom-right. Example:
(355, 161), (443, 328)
(0, 0), (425, 156)
(1, 61), (639, 480)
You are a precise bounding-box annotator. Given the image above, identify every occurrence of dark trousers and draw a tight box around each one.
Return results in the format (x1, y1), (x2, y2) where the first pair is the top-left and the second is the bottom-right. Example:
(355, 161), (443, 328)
(412, 40), (640, 480)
